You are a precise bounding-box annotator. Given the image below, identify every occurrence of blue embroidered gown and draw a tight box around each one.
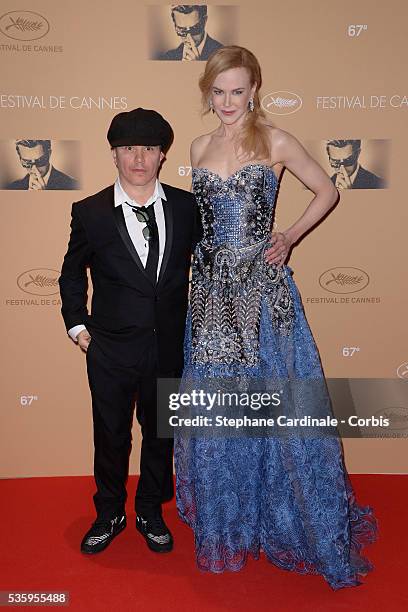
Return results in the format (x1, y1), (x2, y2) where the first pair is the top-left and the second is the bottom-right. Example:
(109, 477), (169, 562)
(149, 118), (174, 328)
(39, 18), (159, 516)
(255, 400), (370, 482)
(174, 164), (378, 590)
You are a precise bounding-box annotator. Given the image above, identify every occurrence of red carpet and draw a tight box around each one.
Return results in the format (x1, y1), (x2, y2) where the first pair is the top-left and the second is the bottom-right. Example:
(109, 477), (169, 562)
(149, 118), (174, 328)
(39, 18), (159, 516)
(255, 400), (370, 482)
(0, 475), (406, 611)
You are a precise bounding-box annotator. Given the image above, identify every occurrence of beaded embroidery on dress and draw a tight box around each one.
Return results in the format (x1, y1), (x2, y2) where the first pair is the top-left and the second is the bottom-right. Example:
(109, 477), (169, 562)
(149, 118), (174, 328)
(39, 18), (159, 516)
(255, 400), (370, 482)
(174, 164), (378, 589)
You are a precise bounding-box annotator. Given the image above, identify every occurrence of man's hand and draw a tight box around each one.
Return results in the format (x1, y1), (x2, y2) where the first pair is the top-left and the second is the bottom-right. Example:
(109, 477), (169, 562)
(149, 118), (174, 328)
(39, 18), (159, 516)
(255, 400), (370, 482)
(29, 165), (46, 190)
(183, 34), (200, 60)
(77, 329), (92, 352)
(264, 231), (291, 267)
(335, 164), (352, 190)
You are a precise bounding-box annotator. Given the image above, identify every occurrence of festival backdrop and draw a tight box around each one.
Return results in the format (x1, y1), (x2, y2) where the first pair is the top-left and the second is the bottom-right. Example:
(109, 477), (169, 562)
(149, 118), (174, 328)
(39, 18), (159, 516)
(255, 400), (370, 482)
(1, 0), (407, 478)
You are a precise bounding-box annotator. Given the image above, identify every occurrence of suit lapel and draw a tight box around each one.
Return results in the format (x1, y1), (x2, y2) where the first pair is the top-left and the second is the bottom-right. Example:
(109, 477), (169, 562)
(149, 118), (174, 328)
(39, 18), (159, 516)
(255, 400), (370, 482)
(353, 166), (364, 188)
(20, 174), (30, 189)
(202, 36), (211, 58)
(157, 186), (174, 287)
(202, 36), (218, 58)
(176, 42), (184, 59)
(112, 203), (153, 282)
(111, 184), (174, 288)
(48, 166), (57, 188)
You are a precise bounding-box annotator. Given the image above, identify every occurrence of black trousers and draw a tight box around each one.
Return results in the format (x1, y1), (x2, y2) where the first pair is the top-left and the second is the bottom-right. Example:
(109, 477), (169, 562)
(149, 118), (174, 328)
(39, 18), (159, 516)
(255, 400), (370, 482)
(86, 339), (174, 520)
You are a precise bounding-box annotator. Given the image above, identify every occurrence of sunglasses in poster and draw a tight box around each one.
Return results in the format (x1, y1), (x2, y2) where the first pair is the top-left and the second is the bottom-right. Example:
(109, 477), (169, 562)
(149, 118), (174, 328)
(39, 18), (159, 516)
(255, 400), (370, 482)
(174, 17), (206, 38)
(328, 150), (360, 169)
(19, 153), (50, 169)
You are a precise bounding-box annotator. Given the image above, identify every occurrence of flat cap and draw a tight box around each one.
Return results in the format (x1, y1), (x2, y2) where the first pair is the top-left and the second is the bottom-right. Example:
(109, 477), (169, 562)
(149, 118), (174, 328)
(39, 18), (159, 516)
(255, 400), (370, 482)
(107, 107), (174, 152)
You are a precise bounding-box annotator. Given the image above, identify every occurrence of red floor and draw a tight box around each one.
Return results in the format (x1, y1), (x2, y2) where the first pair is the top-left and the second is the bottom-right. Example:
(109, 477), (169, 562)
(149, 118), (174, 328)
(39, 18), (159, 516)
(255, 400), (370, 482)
(0, 475), (406, 611)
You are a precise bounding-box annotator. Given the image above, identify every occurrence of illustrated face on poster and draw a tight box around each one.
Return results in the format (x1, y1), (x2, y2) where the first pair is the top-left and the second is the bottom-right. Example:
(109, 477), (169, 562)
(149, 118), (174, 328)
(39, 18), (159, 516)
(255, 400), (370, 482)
(306, 139), (390, 190)
(0, 139), (81, 190)
(148, 4), (238, 61)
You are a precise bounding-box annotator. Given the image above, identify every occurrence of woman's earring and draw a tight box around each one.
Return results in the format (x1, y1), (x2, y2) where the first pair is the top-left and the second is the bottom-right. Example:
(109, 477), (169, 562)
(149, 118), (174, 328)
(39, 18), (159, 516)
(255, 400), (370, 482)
(248, 98), (254, 112)
(209, 99), (214, 113)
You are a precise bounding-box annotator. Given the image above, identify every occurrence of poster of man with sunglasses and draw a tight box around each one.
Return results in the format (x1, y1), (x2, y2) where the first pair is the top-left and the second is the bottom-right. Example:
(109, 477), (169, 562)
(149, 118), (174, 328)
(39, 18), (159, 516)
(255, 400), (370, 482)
(326, 139), (386, 190)
(5, 140), (79, 190)
(156, 4), (223, 61)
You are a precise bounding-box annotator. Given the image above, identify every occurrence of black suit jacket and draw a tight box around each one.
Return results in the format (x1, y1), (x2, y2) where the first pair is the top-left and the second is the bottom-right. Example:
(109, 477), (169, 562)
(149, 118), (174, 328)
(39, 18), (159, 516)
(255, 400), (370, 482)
(59, 183), (201, 370)
(7, 166), (79, 190)
(330, 165), (385, 189)
(157, 35), (223, 61)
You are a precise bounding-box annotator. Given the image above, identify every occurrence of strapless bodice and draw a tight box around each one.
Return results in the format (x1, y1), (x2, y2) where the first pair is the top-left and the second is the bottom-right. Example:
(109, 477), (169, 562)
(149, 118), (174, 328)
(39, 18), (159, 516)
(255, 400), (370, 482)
(192, 164), (278, 249)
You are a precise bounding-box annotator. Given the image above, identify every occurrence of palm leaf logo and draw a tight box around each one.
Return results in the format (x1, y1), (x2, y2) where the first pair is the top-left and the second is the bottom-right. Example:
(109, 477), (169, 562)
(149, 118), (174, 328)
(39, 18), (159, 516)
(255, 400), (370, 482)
(325, 273), (363, 287)
(6, 16), (43, 32)
(24, 274), (58, 288)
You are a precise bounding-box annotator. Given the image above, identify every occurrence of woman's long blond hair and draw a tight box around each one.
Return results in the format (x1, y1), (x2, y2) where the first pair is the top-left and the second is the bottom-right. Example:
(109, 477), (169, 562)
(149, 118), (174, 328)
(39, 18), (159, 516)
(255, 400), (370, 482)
(199, 46), (270, 162)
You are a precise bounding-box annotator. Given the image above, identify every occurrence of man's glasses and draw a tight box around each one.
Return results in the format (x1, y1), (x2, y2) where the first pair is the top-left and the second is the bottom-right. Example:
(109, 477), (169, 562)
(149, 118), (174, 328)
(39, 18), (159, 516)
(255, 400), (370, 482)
(129, 205), (154, 241)
(19, 153), (50, 169)
(328, 151), (360, 169)
(174, 18), (205, 38)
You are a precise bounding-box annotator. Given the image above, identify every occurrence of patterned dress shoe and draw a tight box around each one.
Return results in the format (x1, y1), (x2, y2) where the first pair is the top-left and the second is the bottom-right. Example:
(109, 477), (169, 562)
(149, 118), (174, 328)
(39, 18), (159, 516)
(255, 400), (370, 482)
(136, 514), (173, 553)
(80, 514), (126, 554)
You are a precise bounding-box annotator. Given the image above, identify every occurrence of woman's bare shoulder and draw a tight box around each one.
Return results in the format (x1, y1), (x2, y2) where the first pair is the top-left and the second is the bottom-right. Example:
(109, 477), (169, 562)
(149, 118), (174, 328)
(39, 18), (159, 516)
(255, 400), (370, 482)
(264, 125), (306, 162)
(190, 132), (214, 165)
(191, 132), (215, 149)
(263, 125), (295, 145)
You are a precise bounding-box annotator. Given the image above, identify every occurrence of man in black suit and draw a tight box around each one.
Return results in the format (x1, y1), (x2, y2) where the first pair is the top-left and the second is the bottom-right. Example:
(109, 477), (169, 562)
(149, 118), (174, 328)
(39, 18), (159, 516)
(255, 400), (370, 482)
(326, 139), (385, 189)
(7, 140), (78, 190)
(59, 108), (200, 554)
(157, 4), (223, 61)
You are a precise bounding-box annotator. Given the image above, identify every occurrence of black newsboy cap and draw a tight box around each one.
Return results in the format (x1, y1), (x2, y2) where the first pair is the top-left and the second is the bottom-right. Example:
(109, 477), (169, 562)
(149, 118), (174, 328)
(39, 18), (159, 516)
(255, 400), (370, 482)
(107, 107), (174, 152)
